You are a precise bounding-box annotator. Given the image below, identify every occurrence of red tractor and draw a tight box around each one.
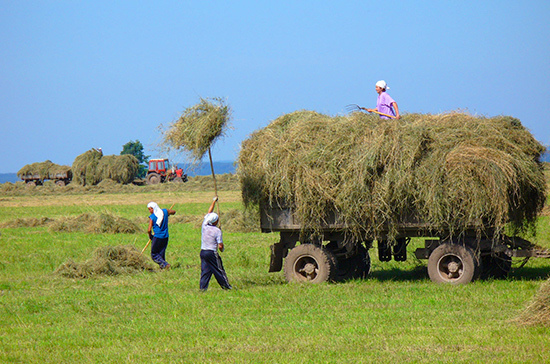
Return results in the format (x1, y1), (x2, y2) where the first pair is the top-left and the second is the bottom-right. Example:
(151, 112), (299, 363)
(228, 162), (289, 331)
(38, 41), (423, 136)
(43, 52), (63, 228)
(146, 158), (188, 185)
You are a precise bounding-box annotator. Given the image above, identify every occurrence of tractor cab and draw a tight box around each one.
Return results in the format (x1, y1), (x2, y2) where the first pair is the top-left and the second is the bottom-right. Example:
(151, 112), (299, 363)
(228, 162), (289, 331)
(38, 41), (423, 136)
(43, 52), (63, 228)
(146, 158), (187, 184)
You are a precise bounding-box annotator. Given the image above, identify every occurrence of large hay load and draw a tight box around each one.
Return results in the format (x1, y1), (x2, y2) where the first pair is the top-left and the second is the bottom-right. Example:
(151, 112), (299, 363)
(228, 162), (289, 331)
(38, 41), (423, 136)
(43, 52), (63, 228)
(17, 160), (72, 186)
(72, 149), (138, 186)
(238, 111), (548, 284)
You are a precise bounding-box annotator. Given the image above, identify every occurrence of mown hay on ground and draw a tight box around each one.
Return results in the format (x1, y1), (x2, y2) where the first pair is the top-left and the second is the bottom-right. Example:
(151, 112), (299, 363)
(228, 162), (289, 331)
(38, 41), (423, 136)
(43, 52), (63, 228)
(17, 160), (71, 181)
(516, 278), (550, 327)
(55, 245), (154, 278)
(50, 212), (140, 234)
(162, 97), (231, 162)
(238, 111), (546, 242)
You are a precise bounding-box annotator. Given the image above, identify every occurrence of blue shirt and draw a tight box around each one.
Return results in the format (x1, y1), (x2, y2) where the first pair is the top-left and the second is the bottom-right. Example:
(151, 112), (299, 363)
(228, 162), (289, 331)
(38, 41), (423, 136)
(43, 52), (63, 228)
(150, 209), (169, 238)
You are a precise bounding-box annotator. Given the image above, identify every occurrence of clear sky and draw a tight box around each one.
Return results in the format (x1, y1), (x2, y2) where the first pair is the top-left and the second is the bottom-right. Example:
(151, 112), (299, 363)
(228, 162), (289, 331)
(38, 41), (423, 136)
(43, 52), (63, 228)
(1, 1), (549, 173)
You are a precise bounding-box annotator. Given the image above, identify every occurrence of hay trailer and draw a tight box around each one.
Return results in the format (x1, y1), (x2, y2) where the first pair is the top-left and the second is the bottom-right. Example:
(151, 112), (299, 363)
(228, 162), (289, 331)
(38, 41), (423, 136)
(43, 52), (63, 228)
(20, 171), (72, 186)
(263, 205), (550, 284)
(146, 158), (188, 185)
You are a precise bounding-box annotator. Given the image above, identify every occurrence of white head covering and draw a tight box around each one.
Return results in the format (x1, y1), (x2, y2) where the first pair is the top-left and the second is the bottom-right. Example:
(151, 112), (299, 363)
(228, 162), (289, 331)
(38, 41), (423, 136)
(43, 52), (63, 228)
(204, 212), (219, 225)
(376, 80), (389, 90)
(147, 202), (164, 226)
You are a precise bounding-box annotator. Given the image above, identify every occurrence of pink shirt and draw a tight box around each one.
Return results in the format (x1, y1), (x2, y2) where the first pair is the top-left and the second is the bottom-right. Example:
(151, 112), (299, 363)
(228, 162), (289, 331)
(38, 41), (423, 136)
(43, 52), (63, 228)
(377, 92), (396, 119)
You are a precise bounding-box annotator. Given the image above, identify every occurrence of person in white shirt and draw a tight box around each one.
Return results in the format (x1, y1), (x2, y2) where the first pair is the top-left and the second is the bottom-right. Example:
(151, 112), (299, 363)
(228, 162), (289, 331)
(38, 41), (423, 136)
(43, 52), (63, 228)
(199, 196), (232, 291)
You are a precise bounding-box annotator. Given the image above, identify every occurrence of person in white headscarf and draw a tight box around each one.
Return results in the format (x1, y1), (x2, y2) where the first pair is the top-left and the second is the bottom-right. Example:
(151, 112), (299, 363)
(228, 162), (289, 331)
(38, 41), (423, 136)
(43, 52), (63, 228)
(366, 80), (400, 119)
(199, 196), (232, 291)
(147, 202), (176, 269)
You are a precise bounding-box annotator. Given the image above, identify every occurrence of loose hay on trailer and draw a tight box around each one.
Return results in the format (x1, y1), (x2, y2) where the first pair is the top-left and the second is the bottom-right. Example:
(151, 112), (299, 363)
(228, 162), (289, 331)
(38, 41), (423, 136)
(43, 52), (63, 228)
(237, 111), (548, 284)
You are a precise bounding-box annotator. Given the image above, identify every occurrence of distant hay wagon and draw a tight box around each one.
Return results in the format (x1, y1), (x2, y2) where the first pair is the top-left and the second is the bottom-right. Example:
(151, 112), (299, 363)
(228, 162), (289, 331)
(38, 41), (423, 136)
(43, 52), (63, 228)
(238, 111), (549, 284)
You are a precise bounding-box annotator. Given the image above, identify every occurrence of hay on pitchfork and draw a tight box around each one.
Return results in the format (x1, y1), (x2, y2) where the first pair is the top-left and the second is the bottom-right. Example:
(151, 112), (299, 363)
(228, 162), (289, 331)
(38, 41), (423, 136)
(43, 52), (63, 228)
(237, 110), (546, 242)
(162, 97), (231, 163)
(55, 245), (154, 278)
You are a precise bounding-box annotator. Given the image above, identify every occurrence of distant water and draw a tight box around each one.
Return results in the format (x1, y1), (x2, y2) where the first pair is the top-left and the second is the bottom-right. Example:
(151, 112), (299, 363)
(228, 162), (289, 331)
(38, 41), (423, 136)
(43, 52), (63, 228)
(0, 161), (237, 184)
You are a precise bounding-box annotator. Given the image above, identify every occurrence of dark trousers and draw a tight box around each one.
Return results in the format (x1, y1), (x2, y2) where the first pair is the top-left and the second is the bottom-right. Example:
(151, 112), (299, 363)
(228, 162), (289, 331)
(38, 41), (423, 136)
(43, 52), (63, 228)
(200, 250), (231, 291)
(151, 237), (169, 268)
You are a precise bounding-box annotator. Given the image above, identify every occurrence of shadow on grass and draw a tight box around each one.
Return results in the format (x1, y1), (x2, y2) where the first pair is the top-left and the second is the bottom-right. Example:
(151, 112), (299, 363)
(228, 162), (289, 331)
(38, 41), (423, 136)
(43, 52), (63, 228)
(368, 266), (428, 282)
(508, 266), (550, 281)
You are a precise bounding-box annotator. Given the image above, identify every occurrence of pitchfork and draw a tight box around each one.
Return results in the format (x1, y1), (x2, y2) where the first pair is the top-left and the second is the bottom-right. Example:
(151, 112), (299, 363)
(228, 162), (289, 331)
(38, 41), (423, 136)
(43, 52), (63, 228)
(345, 104), (397, 119)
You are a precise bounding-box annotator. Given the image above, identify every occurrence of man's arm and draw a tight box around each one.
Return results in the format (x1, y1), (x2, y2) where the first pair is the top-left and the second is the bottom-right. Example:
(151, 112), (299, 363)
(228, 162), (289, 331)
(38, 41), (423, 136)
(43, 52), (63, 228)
(208, 196), (218, 214)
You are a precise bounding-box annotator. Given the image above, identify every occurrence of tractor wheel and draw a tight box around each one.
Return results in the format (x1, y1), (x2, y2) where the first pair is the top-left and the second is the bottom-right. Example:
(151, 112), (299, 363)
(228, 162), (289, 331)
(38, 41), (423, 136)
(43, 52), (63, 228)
(172, 177), (184, 183)
(481, 253), (512, 279)
(284, 244), (335, 283)
(147, 173), (161, 185)
(427, 243), (481, 284)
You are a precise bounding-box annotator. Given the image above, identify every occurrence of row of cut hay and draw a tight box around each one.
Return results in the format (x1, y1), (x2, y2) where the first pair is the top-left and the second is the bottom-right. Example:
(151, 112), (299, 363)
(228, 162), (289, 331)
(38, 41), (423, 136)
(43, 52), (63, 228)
(55, 245), (154, 278)
(49, 212), (140, 234)
(72, 149), (138, 186)
(17, 160), (72, 180)
(516, 278), (550, 327)
(162, 97), (231, 163)
(237, 111), (546, 242)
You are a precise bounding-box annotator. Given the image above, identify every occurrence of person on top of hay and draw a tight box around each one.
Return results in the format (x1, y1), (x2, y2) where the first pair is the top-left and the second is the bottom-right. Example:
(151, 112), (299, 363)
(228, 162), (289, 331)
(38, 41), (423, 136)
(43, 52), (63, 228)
(199, 196), (232, 291)
(366, 80), (400, 119)
(147, 202), (176, 269)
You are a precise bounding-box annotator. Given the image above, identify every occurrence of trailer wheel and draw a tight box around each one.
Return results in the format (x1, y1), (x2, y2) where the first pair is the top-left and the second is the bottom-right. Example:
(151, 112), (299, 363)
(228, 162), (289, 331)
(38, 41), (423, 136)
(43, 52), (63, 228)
(147, 173), (161, 185)
(427, 243), (481, 284)
(26, 181), (36, 187)
(284, 244), (335, 283)
(481, 253), (512, 279)
(55, 180), (65, 187)
(333, 246), (371, 281)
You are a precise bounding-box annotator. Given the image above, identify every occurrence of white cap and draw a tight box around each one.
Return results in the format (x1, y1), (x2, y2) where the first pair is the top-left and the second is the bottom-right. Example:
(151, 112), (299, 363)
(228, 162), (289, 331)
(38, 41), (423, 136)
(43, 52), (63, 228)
(204, 212), (219, 225)
(376, 80), (389, 90)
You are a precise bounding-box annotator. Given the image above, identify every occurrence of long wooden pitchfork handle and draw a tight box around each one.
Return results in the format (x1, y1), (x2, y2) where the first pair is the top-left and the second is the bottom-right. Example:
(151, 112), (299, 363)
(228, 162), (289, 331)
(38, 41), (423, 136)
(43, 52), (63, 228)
(140, 203), (176, 255)
(208, 147), (221, 228)
(362, 107), (397, 119)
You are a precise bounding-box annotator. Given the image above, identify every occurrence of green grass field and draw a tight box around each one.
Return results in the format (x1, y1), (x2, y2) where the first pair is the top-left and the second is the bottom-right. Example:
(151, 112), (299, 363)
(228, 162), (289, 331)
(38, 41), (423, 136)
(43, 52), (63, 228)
(1, 183), (550, 363)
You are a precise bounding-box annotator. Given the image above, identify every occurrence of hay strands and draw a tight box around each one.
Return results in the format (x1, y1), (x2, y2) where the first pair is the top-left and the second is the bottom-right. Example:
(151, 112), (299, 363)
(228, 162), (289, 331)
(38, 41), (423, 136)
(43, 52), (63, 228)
(345, 104), (396, 119)
(140, 203), (176, 255)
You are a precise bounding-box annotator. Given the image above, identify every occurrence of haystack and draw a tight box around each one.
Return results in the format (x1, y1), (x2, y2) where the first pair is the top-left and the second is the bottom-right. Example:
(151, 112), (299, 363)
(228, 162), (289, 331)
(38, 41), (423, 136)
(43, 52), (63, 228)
(72, 149), (103, 186)
(237, 111), (546, 241)
(17, 160), (71, 180)
(55, 245), (154, 278)
(72, 149), (138, 185)
(162, 97), (231, 162)
(97, 154), (139, 184)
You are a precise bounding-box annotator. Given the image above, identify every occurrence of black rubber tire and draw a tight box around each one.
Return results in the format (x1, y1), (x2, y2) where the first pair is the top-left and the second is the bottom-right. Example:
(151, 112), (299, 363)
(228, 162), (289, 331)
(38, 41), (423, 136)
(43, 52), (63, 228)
(284, 244), (335, 283)
(427, 243), (481, 284)
(332, 246), (371, 281)
(481, 253), (512, 279)
(172, 177), (183, 183)
(147, 173), (161, 185)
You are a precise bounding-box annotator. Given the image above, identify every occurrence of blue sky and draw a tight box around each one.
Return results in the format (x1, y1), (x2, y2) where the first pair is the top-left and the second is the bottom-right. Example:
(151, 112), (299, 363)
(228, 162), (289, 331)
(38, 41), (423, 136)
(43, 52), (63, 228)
(1, 1), (549, 173)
